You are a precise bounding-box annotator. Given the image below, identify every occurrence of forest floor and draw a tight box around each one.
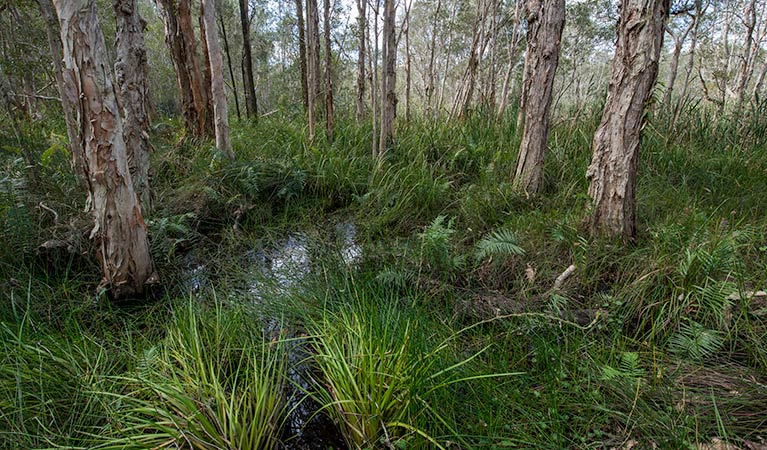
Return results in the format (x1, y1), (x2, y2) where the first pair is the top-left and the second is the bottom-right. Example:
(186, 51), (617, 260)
(1, 110), (767, 449)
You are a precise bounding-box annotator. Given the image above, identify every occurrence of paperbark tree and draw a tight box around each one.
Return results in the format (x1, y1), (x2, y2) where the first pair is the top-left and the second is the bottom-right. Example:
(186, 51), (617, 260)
(497, 0), (523, 121)
(218, 13), (241, 120)
(114, 0), (152, 210)
(355, 0), (366, 122)
(323, 0), (334, 140)
(54, 0), (157, 299)
(425, 0), (441, 115)
(378, 0), (397, 157)
(586, 0), (670, 239)
(735, 0), (757, 109)
(38, 0), (85, 183)
(512, 0), (566, 196)
(306, 0), (321, 140)
(660, 16), (693, 110)
(155, 0), (212, 139)
(240, 0), (258, 118)
(201, 0), (233, 158)
(296, 0), (309, 110)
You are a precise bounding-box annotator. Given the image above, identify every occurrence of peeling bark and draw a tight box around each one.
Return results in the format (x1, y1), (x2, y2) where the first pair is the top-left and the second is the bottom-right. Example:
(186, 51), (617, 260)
(114, 0), (152, 210)
(39, 0), (85, 184)
(155, 0), (212, 139)
(201, 0), (233, 158)
(355, 0), (366, 122)
(54, 0), (157, 299)
(296, 0), (309, 110)
(512, 0), (565, 196)
(323, 0), (334, 140)
(586, 0), (670, 239)
(378, 0), (397, 156)
(306, 0), (320, 140)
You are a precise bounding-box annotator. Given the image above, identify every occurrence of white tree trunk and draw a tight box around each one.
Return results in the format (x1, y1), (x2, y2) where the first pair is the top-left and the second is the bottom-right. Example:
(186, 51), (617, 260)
(55, 0), (157, 298)
(201, 0), (233, 158)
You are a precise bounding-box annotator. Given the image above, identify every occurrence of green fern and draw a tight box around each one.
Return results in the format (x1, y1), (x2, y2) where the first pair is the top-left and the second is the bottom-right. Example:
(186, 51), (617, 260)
(669, 320), (724, 361)
(474, 228), (525, 263)
(601, 352), (644, 381)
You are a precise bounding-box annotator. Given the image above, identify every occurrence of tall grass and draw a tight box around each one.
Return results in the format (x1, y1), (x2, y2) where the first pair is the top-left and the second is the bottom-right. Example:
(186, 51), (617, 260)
(1, 105), (766, 448)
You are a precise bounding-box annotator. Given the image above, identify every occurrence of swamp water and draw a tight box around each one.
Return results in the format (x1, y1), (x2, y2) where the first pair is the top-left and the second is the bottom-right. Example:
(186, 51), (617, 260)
(180, 220), (361, 449)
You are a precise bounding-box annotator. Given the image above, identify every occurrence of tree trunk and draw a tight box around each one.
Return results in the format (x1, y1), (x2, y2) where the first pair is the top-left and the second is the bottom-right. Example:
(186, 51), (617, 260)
(198, 9), (215, 133)
(38, 0), (85, 183)
(586, 0), (670, 239)
(114, 0), (152, 211)
(155, 0), (212, 139)
(54, 0), (157, 299)
(512, 0), (565, 196)
(219, 13), (241, 120)
(497, 0), (523, 121)
(404, 1), (411, 122)
(323, 0), (334, 140)
(355, 0), (366, 122)
(378, 0), (397, 157)
(306, 0), (321, 140)
(753, 59), (767, 101)
(240, 0), (258, 119)
(673, 0), (705, 124)
(660, 23), (691, 110)
(0, 65), (40, 187)
(296, 0), (309, 111)
(735, 0), (757, 109)
(425, 0), (441, 115)
(201, 0), (233, 158)
(370, 0), (379, 155)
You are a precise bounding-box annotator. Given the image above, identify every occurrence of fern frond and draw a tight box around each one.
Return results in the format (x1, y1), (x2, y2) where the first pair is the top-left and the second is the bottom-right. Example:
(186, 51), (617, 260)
(474, 229), (525, 262)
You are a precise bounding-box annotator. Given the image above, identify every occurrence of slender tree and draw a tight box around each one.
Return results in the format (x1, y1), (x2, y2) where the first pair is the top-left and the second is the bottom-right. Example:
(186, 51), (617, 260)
(497, 0), (523, 121)
(240, 0), (258, 119)
(323, 0), (334, 140)
(201, 0), (233, 158)
(378, 0), (397, 156)
(306, 0), (321, 140)
(155, 0), (212, 138)
(38, 0), (84, 183)
(355, 0), (366, 122)
(296, 0), (309, 110)
(54, 0), (157, 299)
(512, 0), (566, 196)
(114, 0), (152, 210)
(586, 0), (670, 239)
(218, 12), (241, 120)
(425, 0), (441, 115)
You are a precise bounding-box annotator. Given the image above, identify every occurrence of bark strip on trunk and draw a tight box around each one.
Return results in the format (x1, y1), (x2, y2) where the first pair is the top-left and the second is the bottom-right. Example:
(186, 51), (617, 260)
(155, 0), (212, 139)
(55, 0), (157, 299)
(39, 0), (85, 183)
(586, 0), (670, 239)
(202, 0), (233, 158)
(512, 0), (565, 196)
(114, 0), (152, 210)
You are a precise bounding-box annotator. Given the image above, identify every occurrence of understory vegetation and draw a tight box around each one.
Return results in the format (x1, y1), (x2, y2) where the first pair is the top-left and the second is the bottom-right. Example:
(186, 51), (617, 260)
(1, 106), (766, 449)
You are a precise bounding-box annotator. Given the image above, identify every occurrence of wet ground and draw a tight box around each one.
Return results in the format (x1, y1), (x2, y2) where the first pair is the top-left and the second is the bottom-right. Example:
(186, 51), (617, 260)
(180, 219), (360, 449)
